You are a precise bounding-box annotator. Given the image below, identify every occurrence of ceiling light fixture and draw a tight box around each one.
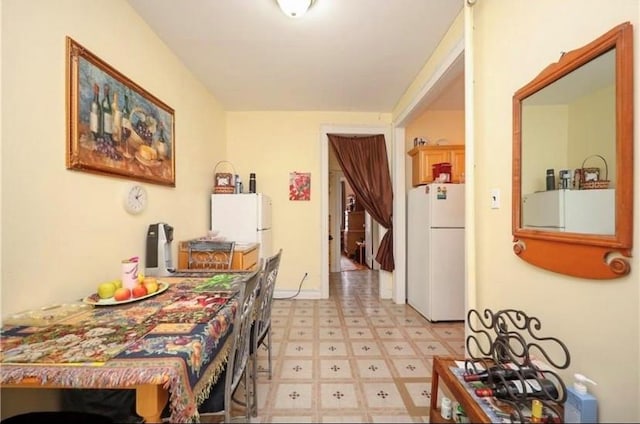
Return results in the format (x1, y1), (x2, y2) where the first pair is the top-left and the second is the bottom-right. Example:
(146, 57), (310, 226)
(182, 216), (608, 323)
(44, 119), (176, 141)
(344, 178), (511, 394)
(276, 0), (315, 18)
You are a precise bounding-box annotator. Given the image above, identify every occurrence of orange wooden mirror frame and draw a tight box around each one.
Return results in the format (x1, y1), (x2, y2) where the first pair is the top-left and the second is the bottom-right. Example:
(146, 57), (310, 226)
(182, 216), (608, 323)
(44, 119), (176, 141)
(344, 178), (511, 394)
(512, 22), (633, 279)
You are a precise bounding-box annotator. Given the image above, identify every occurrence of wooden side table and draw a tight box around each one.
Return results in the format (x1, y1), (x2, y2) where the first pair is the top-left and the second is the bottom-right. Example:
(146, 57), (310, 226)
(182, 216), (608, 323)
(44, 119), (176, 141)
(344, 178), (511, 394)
(430, 356), (564, 423)
(430, 356), (491, 423)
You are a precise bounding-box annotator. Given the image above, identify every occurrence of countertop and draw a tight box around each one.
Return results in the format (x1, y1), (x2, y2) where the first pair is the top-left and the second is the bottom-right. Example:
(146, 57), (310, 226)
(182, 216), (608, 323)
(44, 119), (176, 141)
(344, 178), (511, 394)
(233, 242), (259, 252)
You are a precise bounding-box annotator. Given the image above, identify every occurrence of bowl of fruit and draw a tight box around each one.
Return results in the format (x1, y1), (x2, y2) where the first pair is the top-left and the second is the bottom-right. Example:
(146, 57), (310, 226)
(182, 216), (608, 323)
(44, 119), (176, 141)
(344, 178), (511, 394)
(83, 276), (169, 306)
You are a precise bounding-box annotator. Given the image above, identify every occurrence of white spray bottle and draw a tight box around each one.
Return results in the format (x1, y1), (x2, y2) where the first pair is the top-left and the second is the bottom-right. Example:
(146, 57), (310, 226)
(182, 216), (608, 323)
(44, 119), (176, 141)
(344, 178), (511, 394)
(564, 373), (598, 423)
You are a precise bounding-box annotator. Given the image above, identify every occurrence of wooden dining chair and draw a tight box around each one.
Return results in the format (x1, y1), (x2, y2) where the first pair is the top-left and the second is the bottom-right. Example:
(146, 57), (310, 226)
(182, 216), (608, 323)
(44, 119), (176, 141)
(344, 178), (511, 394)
(250, 249), (282, 417)
(198, 269), (261, 422)
(187, 240), (235, 270)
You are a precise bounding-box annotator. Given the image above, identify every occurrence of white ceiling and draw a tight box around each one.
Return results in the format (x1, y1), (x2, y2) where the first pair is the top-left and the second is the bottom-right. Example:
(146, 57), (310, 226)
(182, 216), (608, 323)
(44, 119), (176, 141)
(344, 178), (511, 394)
(127, 0), (465, 112)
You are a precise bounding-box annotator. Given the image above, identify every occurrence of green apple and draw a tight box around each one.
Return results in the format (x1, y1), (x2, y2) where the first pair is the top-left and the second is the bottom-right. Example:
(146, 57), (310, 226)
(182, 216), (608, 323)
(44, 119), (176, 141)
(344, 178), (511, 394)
(112, 279), (123, 289)
(97, 282), (116, 299)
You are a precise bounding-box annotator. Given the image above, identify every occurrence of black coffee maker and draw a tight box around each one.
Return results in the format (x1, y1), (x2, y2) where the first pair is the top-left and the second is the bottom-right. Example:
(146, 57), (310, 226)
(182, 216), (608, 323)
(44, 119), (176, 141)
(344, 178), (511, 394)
(145, 223), (174, 277)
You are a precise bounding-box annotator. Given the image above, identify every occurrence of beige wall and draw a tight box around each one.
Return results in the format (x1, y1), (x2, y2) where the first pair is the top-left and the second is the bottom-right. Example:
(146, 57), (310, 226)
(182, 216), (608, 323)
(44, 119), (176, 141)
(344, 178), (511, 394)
(225, 112), (391, 295)
(468, 1), (639, 422)
(522, 105), (569, 193)
(1, 0), (225, 414)
(1, 0), (226, 316)
(405, 110), (465, 147)
(2, 0), (640, 422)
(404, 109), (465, 188)
(393, 12), (465, 119)
(522, 85), (616, 193)
(0, 3), (391, 313)
(569, 84), (617, 184)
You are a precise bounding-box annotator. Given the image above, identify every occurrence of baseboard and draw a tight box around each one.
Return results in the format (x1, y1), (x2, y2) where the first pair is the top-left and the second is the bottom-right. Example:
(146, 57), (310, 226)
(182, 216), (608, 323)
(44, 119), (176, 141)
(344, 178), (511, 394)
(273, 289), (323, 300)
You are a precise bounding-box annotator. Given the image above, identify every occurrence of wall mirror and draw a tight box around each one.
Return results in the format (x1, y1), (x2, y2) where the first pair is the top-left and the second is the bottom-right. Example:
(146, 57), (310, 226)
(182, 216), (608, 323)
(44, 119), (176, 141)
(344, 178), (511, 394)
(512, 22), (633, 279)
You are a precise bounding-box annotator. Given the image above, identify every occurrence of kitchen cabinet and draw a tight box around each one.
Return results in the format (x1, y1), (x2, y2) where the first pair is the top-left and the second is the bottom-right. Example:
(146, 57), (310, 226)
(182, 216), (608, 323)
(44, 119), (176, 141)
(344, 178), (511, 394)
(408, 145), (465, 186)
(343, 210), (365, 255)
(178, 240), (259, 271)
(230, 243), (259, 270)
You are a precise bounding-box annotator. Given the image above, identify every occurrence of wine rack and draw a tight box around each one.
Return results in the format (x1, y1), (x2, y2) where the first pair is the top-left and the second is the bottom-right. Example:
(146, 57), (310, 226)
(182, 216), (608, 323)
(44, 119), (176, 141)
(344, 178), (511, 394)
(464, 308), (571, 422)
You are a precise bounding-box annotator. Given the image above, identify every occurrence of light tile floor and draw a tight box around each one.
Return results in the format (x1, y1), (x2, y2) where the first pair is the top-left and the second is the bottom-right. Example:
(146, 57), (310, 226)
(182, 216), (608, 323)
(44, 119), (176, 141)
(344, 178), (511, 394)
(247, 269), (465, 423)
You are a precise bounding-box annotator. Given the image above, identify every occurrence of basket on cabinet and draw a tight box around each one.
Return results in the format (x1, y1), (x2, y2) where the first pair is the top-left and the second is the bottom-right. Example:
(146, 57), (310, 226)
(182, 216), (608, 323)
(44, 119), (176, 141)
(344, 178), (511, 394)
(213, 160), (236, 194)
(580, 154), (609, 190)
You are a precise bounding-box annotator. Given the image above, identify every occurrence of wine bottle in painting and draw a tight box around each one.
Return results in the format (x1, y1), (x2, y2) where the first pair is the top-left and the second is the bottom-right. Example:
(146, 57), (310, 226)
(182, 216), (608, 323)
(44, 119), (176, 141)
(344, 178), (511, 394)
(155, 123), (168, 159)
(90, 83), (102, 141)
(120, 91), (132, 158)
(111, 90), (122, 144)
(101, 84), (113, 142)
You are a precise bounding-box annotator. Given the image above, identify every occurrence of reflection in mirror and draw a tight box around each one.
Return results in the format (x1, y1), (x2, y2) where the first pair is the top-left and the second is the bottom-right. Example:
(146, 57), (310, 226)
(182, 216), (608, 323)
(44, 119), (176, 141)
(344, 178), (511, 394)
(520, 49), (615, 235)
(512, 22), (633, 279)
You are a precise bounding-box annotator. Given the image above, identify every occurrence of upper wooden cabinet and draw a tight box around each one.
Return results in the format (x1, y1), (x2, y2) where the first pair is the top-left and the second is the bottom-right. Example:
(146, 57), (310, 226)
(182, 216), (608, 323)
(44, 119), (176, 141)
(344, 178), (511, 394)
(408, 145), (465, 186)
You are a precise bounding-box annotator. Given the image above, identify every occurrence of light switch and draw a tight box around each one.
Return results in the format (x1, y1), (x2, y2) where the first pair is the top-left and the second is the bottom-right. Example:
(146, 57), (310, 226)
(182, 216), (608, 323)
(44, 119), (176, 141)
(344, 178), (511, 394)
(491, 189), (500, 209)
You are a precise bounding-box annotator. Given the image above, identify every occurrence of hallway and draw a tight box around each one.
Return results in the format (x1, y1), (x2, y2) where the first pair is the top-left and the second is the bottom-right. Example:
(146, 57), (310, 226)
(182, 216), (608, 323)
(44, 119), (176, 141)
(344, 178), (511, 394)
(339, 253), (367, 272)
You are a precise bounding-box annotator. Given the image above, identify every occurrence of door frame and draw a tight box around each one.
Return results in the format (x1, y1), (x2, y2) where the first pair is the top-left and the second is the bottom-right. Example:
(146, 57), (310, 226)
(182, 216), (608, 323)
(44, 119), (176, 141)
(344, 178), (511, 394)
(321, 125), (392, 299)
(392, 39), (465, 305)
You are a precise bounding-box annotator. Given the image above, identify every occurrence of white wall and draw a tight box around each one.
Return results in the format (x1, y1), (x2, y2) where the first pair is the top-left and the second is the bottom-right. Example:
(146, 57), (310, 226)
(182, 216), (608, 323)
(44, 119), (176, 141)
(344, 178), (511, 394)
(469, 1), (639, 422)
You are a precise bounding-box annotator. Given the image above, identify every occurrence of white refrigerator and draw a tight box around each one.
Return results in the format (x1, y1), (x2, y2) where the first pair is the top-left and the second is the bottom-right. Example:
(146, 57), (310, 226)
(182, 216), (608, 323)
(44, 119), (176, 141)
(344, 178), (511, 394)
(407, 184), (465, 322)
(522, 189), (615, 234)
(211, 193), (272, 260)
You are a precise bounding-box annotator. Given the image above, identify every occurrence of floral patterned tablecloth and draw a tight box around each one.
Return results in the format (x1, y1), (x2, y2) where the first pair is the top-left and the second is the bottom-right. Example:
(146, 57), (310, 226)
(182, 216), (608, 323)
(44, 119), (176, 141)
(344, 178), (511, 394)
(0, 276), (246, 423)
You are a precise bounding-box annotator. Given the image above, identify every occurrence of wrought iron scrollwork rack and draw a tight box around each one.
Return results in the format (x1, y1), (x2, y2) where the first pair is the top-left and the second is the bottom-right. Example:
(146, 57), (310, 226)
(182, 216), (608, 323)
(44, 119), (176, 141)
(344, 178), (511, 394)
(464, 308), (571, 422)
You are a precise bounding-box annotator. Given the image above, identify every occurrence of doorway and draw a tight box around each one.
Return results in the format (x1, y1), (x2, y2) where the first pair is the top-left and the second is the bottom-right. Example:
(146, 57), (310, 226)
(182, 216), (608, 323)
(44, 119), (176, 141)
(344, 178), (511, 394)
(321, 125), (392, 299)
(336, 174), (377, 272)
(320, 36), (467, 303)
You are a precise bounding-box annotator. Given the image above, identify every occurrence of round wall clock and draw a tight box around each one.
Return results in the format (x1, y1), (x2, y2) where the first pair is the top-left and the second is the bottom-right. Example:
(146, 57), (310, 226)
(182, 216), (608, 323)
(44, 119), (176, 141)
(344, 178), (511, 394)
(124, 184), (148, 214)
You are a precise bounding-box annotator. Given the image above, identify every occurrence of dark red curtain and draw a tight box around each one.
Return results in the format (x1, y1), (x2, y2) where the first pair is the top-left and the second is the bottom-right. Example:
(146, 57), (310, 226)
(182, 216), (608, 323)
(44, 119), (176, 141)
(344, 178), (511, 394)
(328, 134), (394, 271)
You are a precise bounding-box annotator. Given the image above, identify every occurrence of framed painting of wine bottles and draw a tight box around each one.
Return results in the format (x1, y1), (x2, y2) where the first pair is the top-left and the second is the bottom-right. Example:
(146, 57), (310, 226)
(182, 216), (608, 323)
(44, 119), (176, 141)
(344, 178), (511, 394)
(65, 37), (175, 187)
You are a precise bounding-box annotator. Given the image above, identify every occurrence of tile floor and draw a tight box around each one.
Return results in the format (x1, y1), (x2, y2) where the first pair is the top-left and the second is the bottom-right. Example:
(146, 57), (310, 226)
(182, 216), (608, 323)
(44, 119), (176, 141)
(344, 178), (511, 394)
(246, 268), (466, 423)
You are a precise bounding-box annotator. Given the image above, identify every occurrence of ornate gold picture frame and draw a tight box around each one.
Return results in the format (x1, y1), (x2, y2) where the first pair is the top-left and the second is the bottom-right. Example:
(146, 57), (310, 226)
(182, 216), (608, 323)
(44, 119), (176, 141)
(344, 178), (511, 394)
(66, 37), (175, 186)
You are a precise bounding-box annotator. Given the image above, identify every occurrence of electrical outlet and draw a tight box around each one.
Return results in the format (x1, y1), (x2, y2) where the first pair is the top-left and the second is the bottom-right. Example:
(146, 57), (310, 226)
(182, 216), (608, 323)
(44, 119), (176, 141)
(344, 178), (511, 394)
(491, 189), (500, 209)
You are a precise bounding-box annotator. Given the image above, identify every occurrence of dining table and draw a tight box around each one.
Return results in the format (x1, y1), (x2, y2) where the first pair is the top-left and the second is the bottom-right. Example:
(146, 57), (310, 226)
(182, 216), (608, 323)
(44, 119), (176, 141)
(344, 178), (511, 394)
(0, 271), (252, 423)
